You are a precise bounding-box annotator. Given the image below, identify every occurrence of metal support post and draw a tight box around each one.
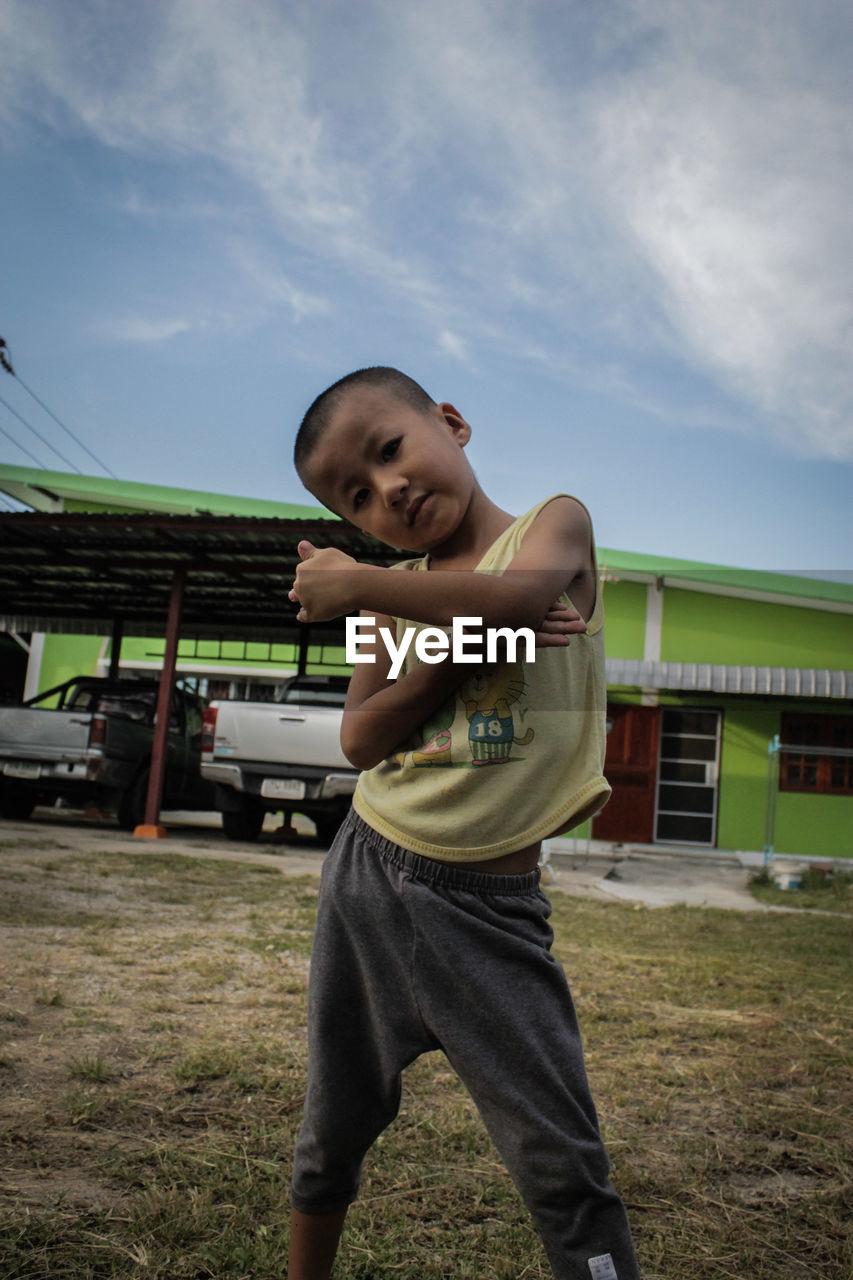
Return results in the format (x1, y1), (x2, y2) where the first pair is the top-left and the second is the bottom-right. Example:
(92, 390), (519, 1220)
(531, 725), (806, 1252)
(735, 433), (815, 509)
(763, 734), (780, 865)
(297, 626), (310, 676)
(134, 567), (186, 839)
(108, 617), (124, 680)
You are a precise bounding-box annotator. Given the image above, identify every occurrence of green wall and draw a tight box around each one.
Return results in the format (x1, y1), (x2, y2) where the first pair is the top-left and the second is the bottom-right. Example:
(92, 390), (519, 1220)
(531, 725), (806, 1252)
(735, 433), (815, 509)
(662, 588), (853, 668)
(38, 634), (103, 698)
(774, 792), (852, 859)
(716, 701), (777, 853)
(36, 633), (351, 689)
(713, 698), (852, 858)
(601, 579), (647, 659)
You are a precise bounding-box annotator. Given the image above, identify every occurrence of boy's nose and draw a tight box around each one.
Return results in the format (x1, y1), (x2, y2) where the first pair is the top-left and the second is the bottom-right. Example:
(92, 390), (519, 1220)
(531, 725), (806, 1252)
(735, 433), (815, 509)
(380, 474), (407, 507)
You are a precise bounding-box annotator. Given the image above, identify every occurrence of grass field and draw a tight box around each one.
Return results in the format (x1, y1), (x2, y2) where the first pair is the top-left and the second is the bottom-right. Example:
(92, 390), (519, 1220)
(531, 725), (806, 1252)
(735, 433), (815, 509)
(1, 837), (850, 1279)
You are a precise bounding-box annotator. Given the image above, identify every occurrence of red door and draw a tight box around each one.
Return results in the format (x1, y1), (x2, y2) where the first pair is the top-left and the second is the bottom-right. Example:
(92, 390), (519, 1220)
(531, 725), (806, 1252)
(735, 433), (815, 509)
(593, 705), (660, 843)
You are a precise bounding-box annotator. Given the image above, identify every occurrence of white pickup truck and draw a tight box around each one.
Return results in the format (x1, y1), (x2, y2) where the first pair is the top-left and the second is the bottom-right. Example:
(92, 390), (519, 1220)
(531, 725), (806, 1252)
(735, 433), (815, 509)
(200, 675), (358, 843)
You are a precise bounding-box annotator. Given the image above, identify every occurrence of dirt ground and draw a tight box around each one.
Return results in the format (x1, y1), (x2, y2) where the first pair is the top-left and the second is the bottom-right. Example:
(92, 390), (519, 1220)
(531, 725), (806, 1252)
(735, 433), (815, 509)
(0, 804), (763, 1221)
(2, 807), (851, 1278)
(1, 812), (317, 1222)
(0, 804), (777, 908)
(0, 807), (786, 1223)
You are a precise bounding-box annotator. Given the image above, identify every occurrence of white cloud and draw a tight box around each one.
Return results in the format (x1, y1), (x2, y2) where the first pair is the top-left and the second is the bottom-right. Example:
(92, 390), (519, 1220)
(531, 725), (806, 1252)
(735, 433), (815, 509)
(110, 316), (191, 344)
(437, 330), (470, 363)
(2, 0), (852, 457)
(588, 0), (853, 457)
(227, 241), (331, 323)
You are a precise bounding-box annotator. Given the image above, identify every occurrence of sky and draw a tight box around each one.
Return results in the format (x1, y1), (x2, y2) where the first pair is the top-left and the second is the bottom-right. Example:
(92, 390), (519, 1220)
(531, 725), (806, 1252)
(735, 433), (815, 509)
(0, 0), (851, 576)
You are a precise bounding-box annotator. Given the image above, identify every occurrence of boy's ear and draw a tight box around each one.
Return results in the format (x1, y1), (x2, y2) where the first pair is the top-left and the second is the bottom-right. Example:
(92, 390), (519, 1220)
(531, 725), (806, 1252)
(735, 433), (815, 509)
(437, 402), (471, 446)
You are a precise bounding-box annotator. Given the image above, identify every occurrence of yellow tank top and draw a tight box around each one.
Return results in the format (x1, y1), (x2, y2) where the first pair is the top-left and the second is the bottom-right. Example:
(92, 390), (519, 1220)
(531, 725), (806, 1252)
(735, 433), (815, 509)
(352, 495), (611, 860)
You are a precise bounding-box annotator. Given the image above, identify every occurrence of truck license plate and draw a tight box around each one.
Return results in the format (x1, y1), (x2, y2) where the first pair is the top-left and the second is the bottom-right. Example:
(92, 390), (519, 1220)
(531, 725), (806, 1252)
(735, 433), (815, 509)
(260, 778), (306, 800)
(3, 762), (41, 779)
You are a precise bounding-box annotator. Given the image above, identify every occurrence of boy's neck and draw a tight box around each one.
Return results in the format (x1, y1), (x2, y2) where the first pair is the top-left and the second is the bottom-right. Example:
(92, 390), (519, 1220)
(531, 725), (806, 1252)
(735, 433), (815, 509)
(425, 486), (515, 570)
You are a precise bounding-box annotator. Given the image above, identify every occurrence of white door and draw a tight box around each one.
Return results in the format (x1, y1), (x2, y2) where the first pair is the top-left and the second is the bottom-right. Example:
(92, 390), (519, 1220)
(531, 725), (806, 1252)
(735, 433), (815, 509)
(654, 708), (721, 846)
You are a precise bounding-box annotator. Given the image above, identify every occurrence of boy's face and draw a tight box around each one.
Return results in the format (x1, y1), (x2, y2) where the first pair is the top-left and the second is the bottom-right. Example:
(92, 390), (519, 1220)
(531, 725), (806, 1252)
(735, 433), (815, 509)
(301, 385), (476, 552)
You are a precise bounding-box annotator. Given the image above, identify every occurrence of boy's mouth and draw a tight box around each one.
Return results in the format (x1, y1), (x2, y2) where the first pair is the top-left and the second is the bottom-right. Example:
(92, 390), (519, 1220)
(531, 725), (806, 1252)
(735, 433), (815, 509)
(406, 493), (430, 525)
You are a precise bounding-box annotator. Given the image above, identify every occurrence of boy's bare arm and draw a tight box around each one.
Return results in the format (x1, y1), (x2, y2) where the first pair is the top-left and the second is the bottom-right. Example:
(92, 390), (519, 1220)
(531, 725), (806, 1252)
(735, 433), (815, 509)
(340, 613), (472, 770)
(340, 599), (582, 770)
(326, 498), (594, 772)
(290, 497), (595, 627)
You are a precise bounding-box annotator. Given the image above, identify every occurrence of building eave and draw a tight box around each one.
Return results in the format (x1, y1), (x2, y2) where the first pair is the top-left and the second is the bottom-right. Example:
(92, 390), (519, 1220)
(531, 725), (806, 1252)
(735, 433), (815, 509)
(606, 658), (853, 700)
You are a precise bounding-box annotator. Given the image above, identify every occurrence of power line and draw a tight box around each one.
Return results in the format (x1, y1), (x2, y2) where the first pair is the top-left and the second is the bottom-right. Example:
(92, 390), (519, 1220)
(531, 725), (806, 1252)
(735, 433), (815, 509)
(0, 336), (117, 478)
(0, 417), (47, 468)
(13, 372), (118, 478)
(0, 390), (82, 472)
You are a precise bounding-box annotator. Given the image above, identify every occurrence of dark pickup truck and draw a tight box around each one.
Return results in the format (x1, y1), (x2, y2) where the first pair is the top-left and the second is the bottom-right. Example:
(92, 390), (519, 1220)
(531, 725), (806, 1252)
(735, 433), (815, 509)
(0, 676), (215, 829)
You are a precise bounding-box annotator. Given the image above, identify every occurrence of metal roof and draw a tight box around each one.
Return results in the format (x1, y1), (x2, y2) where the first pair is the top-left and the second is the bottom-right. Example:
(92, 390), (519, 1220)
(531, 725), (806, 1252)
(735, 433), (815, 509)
(3, 464), (851, 612)
(0, 461), (323, 519)
(606, 658), (853, 700)
(0, 511), (402, 641)
(597, 551), (853, 612)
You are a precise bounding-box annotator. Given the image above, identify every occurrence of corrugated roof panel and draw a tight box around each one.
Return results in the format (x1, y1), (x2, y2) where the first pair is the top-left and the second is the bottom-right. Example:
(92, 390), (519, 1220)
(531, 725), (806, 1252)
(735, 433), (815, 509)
(606, 658), (852, 699)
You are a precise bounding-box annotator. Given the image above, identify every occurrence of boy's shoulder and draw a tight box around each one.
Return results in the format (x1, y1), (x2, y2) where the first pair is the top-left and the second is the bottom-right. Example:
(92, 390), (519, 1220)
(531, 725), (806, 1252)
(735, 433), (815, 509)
(526, 493), (593, 527)
(496, 494), (595, 561)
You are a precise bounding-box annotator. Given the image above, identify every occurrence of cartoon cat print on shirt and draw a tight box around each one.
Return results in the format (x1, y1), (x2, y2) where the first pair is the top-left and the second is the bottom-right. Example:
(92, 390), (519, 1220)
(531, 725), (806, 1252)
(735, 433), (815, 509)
(462, 664), (533, 764)
(393, 664), (534, 768)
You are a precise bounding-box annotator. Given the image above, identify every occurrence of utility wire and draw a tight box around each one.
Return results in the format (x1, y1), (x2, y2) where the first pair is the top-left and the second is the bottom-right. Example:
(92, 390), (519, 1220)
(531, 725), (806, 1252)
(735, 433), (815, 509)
(0, 417), (47, 468)
(0, 390), (82, 472)
(14, 373), (118, 478)
(0, 335), (117, 478)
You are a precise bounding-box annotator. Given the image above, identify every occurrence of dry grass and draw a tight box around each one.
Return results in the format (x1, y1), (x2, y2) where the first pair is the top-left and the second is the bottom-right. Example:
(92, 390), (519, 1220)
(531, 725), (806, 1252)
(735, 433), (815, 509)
(748, 864), (853, 913)
(0, 835), (850, 1278)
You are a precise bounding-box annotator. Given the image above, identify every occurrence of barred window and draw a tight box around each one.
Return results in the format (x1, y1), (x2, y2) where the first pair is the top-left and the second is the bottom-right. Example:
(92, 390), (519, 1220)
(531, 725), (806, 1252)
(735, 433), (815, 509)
(780, 715), (853, 796)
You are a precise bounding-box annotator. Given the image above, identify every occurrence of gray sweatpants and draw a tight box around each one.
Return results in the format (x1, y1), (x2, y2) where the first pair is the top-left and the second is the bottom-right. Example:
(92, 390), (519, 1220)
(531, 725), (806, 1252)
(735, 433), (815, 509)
(291, 810), (640, 1280)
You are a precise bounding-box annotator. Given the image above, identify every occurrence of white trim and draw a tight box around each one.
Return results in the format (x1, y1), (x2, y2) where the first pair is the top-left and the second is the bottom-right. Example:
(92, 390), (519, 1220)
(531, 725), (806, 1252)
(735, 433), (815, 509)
(98, 657), (299, 681)
(641, 580), (664, 707)
(664, 575), (853, 615)
(608, 569), (853, 616)
(0, 482), (64, 512)
(643, 580), (664, 663)
(23, 632), (45, 699)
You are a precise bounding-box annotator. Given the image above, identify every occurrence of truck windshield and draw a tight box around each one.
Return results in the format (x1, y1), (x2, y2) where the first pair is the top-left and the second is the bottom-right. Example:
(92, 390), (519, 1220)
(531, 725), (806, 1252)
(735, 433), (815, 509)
(277, 682), (349, 707)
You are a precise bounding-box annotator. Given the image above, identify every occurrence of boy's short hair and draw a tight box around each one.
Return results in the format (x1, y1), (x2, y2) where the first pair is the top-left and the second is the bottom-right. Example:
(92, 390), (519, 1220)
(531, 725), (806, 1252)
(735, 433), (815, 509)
(294, 366), (435, 479)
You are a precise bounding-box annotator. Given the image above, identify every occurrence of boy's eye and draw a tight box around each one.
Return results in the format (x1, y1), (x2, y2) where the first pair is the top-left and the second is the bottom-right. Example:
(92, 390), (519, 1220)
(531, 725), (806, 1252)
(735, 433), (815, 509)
(353, 488), (369, 511)
(381, 437), (401, 461)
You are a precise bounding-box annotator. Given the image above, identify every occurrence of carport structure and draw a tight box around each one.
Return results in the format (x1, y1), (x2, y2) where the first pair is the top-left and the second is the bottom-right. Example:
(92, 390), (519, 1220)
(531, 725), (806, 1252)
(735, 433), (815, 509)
(0, 511), (400, 836)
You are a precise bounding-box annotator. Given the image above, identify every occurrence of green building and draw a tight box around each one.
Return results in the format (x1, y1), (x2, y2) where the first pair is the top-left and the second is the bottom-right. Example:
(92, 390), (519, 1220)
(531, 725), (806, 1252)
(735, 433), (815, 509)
(2, 463), (851, 858)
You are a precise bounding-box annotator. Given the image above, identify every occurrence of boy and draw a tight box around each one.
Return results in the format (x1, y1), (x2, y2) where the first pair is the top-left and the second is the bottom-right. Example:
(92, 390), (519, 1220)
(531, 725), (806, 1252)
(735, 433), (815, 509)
(286, 367), (640, 1280)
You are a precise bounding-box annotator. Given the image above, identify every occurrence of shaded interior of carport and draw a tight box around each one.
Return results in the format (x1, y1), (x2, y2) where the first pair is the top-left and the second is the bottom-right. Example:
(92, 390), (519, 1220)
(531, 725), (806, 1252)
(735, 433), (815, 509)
(0, 511), (402, 836)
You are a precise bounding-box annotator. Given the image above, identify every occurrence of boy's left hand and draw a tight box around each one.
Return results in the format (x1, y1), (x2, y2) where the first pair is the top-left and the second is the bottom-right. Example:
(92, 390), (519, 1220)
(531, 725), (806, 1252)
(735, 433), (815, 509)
(288, 540), (365, 622)
(535, 600), (587, 646)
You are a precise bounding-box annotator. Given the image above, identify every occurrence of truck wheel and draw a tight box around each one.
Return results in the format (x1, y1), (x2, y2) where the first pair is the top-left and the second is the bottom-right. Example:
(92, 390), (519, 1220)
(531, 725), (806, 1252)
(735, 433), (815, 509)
(117, 772), (149, 831)
(0, 784), (36, 821)
(221, 798), (265, 842)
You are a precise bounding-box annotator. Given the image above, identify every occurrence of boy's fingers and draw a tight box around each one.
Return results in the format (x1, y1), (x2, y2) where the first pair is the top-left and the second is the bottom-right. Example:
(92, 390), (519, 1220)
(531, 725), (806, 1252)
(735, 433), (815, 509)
(297, 539), (317, 560)
(537, 611), (584, 627)
(545, 602), (582, 619)
(534, 631), (571, 648)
